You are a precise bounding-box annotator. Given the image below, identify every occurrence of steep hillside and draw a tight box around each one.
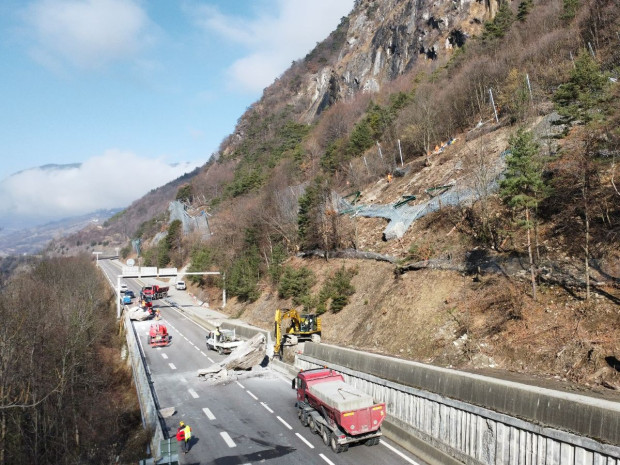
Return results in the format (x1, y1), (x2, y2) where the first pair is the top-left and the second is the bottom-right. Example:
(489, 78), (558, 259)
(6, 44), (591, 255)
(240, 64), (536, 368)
(53, 0), (620, 392)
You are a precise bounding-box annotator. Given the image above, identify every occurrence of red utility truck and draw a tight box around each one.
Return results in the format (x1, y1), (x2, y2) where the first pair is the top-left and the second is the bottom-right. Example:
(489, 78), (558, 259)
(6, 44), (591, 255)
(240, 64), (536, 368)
(140, 285), (169, 300)
(292, 367), (385, 453)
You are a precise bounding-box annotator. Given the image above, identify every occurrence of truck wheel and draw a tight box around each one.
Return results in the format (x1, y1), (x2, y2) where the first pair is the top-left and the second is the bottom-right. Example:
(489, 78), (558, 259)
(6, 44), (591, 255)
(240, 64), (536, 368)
(330, 433), (344, 453)
(322, 428), (330, 446)
(308, 416), (318, 434)
(217, 347), (223, 355)
(365, 437), (379, 446)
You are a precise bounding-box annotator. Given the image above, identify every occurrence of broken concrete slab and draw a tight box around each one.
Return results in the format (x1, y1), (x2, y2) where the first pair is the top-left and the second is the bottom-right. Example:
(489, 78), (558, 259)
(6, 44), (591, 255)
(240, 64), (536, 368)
(198, 333), (266, 381)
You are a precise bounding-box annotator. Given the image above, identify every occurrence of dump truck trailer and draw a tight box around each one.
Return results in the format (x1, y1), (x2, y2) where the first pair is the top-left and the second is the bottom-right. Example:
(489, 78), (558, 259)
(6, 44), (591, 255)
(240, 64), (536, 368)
(140, 285), (169, 300)
(293, 367), (385, 453)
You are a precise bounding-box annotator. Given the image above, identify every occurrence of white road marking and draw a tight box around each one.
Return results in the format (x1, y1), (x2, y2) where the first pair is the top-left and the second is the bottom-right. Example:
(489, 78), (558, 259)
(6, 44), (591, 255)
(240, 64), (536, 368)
(200, 351), (207, 356)
(180, 376), (187, 383)
(246, 390), (258, 400)
(260, 402), (274, 413)
(319, 453), (336, 465)
(207, 357), (214, 363)
(236, 381), (244, 388)
(220, 432), (236, 448)
(194, 346), (200, 351)
(183, 336), (188, 341)
(381, 440), (421, 465)
(161, 353), (169, 360)
(168, 363), (176, 370)
(277, 416), (292, 430)
(295, 433), (314, 449)
(202, 408), (215, 420)
(188, 389), (199, 399)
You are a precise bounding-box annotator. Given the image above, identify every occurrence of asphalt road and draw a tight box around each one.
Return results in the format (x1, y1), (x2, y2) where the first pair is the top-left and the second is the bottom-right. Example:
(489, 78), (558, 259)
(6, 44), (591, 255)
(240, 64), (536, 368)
(99, 259), (427, 465)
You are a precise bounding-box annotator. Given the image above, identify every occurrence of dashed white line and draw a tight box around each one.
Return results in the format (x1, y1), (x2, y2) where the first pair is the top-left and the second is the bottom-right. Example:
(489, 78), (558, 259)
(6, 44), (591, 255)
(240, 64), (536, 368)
(381, 441), (421, 465)
(277, 416), (292, 430)
(194, 346), (200, 351)
(319, 453), (336, 465)
(246, 390), (258, 400)
(161, 353), (169, 360)
(200, 351), (207, 356)
(207, 357), (214, 363)
(202, 408), (215, 420)
(188, 389), (199, 399)
(168, 363), (176, 370)
(260, 402), (274, 413)
(179, 376), (187, 383)
(295, 433), (315, 449)
(220, 431), (236, 448)
(235, 381), (244, 388)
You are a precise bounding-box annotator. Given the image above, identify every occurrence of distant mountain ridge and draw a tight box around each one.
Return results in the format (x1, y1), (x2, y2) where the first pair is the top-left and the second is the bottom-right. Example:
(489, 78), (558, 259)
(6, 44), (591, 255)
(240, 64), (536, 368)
(0, 208), (122, 256)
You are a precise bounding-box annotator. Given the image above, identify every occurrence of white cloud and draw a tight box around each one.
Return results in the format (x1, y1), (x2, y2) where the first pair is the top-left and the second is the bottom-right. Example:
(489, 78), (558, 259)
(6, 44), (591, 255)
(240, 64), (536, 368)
(24, 0), (152, 70)
(194, 0), (354, 92)
(0, 150), (202, 225)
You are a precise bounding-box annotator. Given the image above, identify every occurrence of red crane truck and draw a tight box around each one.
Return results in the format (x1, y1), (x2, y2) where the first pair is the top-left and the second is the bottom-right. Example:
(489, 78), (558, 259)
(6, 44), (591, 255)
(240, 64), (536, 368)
(292, 367), (385, 453)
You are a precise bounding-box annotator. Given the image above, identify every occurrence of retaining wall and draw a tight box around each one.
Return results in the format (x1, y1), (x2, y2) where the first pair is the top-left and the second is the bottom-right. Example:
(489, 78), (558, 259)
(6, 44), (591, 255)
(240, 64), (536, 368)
(298, 343), (620, 465)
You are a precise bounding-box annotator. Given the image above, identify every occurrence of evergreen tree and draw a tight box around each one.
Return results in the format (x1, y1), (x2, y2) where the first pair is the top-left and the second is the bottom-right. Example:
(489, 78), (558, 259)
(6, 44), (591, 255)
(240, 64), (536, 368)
(516, 0), (533, 22)
(553, 49), (609, 125)
(482, 1), (515, 40)
(500, 128), (550, 300)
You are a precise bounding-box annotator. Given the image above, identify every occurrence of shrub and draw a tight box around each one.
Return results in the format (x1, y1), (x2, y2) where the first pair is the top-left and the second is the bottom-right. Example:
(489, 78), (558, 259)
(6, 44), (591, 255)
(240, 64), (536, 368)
(278, 266), (316, 305)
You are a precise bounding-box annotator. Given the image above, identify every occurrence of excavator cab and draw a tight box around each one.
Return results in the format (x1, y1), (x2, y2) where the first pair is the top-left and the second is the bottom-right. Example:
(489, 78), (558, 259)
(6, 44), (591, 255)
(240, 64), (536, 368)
(274, 309), (321, 358)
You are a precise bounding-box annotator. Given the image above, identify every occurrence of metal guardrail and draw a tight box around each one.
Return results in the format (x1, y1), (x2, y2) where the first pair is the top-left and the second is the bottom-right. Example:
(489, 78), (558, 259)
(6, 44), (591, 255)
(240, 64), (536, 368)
(124, 313), (175, 463)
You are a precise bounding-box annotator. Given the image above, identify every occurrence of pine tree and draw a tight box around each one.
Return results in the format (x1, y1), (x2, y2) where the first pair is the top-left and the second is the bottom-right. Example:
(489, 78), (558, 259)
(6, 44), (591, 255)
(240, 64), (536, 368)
(553, 49), (608, 125)
(500, 128), (550, 300)
(516, 0), (533, 22)
(482, 1), (515, 40)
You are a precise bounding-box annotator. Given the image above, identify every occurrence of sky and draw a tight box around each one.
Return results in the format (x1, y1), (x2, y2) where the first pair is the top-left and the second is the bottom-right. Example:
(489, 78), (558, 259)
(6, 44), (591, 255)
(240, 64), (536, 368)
(0, 0), (354, 229)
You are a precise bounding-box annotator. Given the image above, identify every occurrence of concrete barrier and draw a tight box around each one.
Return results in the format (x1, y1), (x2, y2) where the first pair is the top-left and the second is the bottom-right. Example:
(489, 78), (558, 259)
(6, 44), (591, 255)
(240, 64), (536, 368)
(298, 343), (620, 465)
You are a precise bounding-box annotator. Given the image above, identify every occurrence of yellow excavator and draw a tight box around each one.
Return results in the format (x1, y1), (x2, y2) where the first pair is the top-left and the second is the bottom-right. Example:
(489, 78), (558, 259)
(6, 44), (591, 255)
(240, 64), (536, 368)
(274, 308), (321, 358)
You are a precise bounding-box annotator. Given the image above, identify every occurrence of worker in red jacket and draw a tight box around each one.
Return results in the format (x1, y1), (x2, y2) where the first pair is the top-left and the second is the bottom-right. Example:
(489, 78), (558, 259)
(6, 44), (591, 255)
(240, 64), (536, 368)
(176, 421), (186, 453)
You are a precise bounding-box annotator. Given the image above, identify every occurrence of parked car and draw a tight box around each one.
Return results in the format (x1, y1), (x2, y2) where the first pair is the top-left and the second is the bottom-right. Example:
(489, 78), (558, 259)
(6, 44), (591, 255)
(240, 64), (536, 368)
(176, 280), (186, 290)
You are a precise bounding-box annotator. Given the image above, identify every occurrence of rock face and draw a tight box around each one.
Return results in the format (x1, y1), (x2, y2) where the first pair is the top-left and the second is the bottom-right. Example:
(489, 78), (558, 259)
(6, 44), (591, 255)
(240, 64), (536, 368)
(301, 0), (501, 121)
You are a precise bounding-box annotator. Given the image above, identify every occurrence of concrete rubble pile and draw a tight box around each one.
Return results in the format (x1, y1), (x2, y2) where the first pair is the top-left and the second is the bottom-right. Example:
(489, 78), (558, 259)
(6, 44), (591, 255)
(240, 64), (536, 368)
(126, 306), (151, 321)
(197, 333), (266, 381)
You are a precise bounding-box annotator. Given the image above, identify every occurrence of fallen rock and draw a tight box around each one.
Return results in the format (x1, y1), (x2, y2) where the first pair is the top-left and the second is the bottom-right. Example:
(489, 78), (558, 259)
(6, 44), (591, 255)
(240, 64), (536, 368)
(198, 333), (266, 380)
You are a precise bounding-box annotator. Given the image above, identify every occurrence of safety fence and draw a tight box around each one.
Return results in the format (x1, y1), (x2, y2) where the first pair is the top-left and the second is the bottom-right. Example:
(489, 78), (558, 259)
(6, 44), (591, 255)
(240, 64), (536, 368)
(123, 313), (167, 462)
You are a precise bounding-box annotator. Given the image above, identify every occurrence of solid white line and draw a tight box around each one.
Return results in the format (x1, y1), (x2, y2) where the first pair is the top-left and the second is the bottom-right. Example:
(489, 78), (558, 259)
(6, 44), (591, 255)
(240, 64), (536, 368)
(246, 390), (258, 400)
(381, 440), (421, 465)
(235, 381), (244, 388)
(188, 389), (199, 399)
(220, 431), (236, 448)
(277, 416), (292, 430)
(295, 433), (314, 449)
(319, 453), (336, 465)
(202, 408), (215, 420)
(168, 363), (176, 370)
(161, 353), (168, 360)
(260, 402), (274, 413)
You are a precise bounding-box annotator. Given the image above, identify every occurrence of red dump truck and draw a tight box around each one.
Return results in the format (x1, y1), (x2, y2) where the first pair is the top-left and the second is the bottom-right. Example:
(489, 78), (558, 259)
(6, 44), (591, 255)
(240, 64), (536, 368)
(293, 367), (385, 453)
(140, 285), (169, 300)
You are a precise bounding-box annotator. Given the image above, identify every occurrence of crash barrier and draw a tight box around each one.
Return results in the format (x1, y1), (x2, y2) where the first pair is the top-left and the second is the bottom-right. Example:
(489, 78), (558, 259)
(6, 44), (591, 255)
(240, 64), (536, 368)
(220, 320), (272, 345)
(297, 343), (620, 465)
(124, 313), (167, 463)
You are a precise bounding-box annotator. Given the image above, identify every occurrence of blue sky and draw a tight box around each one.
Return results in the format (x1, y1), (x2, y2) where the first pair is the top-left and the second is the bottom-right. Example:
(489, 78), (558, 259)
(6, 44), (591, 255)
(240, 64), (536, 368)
(0, 0), (354, 229)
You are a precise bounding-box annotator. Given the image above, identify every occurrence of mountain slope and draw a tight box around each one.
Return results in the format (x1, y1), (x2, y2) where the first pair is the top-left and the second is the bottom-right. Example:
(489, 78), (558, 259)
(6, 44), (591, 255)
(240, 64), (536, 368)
(52, 0), (620, 391)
